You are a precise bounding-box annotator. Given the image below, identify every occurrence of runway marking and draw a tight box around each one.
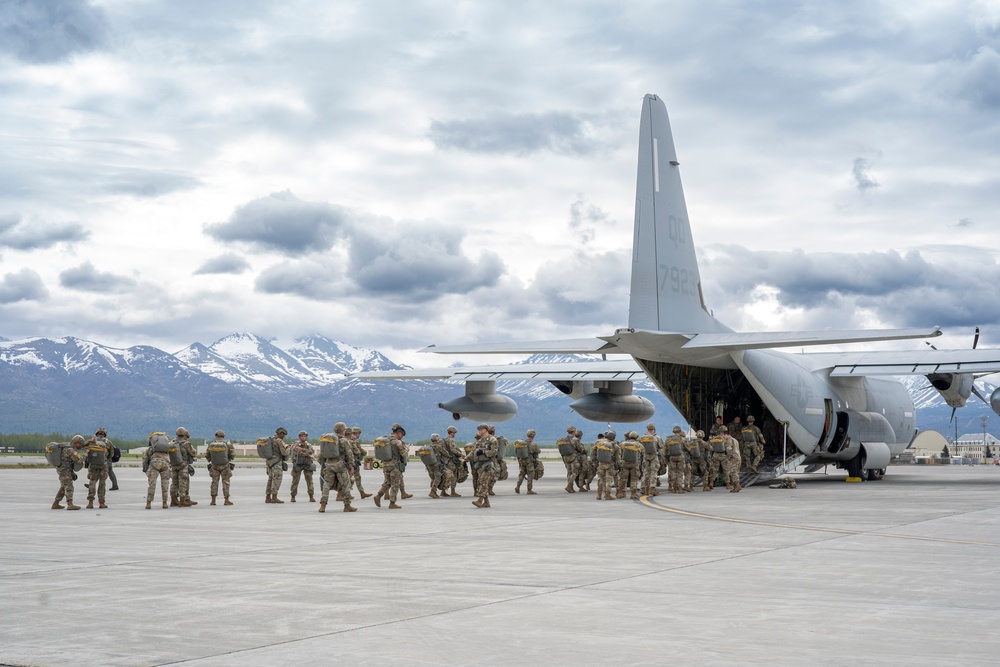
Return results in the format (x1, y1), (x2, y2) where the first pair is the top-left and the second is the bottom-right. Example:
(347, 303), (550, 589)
(638, 495), (1000, 547)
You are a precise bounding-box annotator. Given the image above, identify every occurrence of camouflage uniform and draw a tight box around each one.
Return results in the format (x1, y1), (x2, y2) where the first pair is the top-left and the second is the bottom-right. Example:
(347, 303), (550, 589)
(349, 427), (373, 499)
(704, 429), (729, 491)
(557, 426), (585, 493)
(487, 426), (508, 495)
(724, 433), (742, 492)
(441, 426), (465, 496)
(639, 426), (661, 496)
(575, 429), (594, 490)
(709, 417), (725, 436)
(663, 428), (688, 493)
(514, 430), (540, 494)
(418, 434), (448, 498)
(617, 432), (644, 499)
(205, 431), (235, 505)
(265, 428), (290, 503)
(52, 437), (85, 510)
(319, 423), (357, 512)
(742, 416), (766, 473)
(169, 429), (199, 507)
(143, 435), (172, 508)
(592, 434), (620, 500)
(375, 425), (408, 508)
(432, 435), (456, 496)
(686, 430), (711, 491)
(471, 424), (499, 508)
(84, 433), (115, 507)
(290, 431), (316, 502)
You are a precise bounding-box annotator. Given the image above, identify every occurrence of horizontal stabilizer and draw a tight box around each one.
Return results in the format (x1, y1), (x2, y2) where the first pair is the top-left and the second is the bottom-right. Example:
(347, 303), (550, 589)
(351, 359), (645, 382)
(419, 338), (617, 355)
(828, 348), (1000, 377)
(681, 327), (942, 350)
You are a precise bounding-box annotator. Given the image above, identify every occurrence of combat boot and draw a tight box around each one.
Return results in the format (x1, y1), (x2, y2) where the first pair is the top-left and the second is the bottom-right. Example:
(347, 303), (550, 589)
(170, 497), (179, 507)
(440, 490), (450, 497)
(514, 484), (521, 494)
(630, 490), (639, 500)
(188, 498), (198, 506)
(360, 490), (373, 499)
(290, 495), (296, 502)
(99, 502), (108, 509)
(272, 495), (284, 504)
(595, 491), (603, 500)
(66, 502), (81, 510)
(616, 489), (625, 499)
(86, 499), (94, 509)
(731, 481), (742, 493)
(318, 503), (326, 513)
(604, 490), (614, 500)
(400, 491), (413, 499)
(429, 489), (439, 499)
(482, 497), (491, 508)
(265, 493), (272, 503)
(343, 504), (357, 512)
(565, 483), (575, 493)
(211, 496), (217, 505)
(309, 495), (316, 502)
(110, 484), (119, 491)
(472, 498), (484, 508)
(488, 490), (495, 496)
(145, 500), (152, 509)
(52, 499), (64, 510)
(178, 498), (189, 507)
(388, 501), (401, 509)
(450, 488), (461, 497)
(162, 500), (168, 509)
(224, 497), (233, 506)
(527, 489), (537, 495)
(373, 491), (382, 507)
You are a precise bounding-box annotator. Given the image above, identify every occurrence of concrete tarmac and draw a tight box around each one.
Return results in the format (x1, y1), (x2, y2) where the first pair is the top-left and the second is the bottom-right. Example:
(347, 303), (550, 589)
(2, 464), (999, 666)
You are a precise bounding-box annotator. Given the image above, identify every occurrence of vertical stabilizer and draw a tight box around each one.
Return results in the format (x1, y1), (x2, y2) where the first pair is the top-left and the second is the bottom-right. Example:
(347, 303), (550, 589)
(628, 94), (726, 334)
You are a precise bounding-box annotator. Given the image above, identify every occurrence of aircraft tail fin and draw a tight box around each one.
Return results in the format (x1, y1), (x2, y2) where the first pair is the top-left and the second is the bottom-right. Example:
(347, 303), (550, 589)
(627, 94), (727, 334)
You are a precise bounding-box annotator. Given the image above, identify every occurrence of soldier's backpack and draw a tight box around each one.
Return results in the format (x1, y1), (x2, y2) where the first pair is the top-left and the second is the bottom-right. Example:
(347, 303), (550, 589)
(256, 437), (275, 459)
(85, 442), (107, 467)
(44, 442), (69, 467)
(320, 434), (341, 459)
(741, 427), (758, 443)
(514, 440), (530, 459)
(496, 435), (508, 458)
(710, 435), (727, 454)
(416, 442), (438, 466)
(498, 458), (509, 480)
(595, 441), (615, 464)
(457, 461), (469, 483)
(639, 435), (658, 455)
(622, 443), (643, 464)
(665, 435), (685, 457)
(533, 459), (545, 480)
(167, 442), (184, 467)
(207, 442), (230, 466)
(373, 436), (395, 461)
(111, 446), (121, 463)
(556, 436), (576, 456)
(150, 432), (171, 453)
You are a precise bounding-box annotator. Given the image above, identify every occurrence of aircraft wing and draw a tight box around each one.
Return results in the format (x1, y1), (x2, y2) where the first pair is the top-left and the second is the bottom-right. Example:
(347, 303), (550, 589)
(351, 358), (645, 381)
(419, 338), (619, 354)
(679, 327), (941, 350)
(822, 348), (1000, 376)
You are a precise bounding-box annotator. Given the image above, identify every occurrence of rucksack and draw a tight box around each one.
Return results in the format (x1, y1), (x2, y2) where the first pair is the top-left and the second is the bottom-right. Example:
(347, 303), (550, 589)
(319, 434), (341, 459)
(514, 441), (530, 459)
(417, 443), (438, 466)
(622, 443), (642, 463)
(595, 442), (615, 463)
(207, 443), (230, 466)
(256, 437), (274, 459)
(44, 442), (69, 467)
(710, 436), (727, 454)
(149, 432), (171, 453)
(639, 435), (658, 455)
(373, 436), (395, 461)
(557, 437), (576, 456)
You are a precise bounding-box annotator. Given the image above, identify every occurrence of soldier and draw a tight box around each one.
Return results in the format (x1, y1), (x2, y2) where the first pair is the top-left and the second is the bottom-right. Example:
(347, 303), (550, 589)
(710, 415), (725, 436)
(418, 434), (447, 499)
(687, 429), (711, 491)
(638, 426), (660, 496)
(431, 433), (456, 497)
(724, 427), (743, 493)
(373, 424), (408, 509)
(441, 425), (465, 497)
(743, 415), (767, 473)
(205, 429), (235, 506)
(664, 426), (688, 493)
(143, 431), (172, 509)
(290, 430), (316, 502)
(592, 431), (620, 500)
(578, 429), (596, 491)
(728, 416), (743, 448)
(618, 431), (644, 499)
(704, 427), (728, 491)
(265, 427), (290, 504)
(556, 426), (585, 493)
(84, 429), (115, 509)
(470, 423), (499, 508)
(169, 427), (199, 507)
(487, 425), (508, 496)
(644, 422), (666, 489)
(318, 422), (357, 513)
(514, 429), (540, 494)
(348, 426), (373, 499)
(52, 435), (85, 510)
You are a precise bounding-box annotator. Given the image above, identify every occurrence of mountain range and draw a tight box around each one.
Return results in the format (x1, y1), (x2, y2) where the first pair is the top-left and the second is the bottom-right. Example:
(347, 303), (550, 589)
(1, 333), (996, 443)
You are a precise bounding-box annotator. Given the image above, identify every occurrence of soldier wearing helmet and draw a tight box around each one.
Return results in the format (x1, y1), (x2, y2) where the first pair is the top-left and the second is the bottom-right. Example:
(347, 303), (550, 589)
(51, 436), (86, 510)
(742, 415), (766, 473)
(169, 427), (199, 507)
(617, 430), (644, 499)
(440, 426), (465, 496)
(486, 425), (508, 495)
(82, 427), (115, 509)
(556, 426), (587, 494)
(290, 429), (316, 503)
(470, 424), (499, 509)
(591, 431), (620, 501)
(347, 426), (372, 500)
(514, 428), (541, 495)
(318, 422), (357, 513)
(374, 423), (411, 509)
(264, 427), (290, 504)
(205, 429), (236, 506)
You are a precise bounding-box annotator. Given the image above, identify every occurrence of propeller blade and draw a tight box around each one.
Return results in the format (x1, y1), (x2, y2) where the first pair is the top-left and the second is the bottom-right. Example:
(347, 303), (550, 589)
(972, 384), (989, 405)
(973, 326), (980, 350)
(949, 407), (957, 425)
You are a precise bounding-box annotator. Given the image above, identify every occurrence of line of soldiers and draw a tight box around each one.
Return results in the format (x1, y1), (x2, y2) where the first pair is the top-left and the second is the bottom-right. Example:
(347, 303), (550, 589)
(46, 428), (119, 510)
(712, 414), (767, 473)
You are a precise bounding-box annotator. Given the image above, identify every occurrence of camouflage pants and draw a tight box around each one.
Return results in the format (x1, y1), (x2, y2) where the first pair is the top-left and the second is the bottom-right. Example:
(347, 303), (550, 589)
(706, 453), (726, 488)
(741, 443), (754, 469)
(595, 462), (616, 496)
(170, 465), (191, 501)
(321, 462), (353, 505)
(688, 455), (709, 483)
(446, 461), (464, 488)
(750, 443), (764, 471)
(516, 458), (536, 489)
(424, 463), (443, 491)
(266, 458), (284, 496)
(436, 465), (455, 492)
(351, 467), (367, 495)
(87, 465), (108, 502)
(54, 468), (75, 504)
(475, 464), (495, 500)
(641, 455), (659, 491)
(667, 455), (686, 491)
(146, 458), (170, 502)
(618, 463), (641, 493)
(563, 455), (580, 488)
(209, 464), (232, 498)
(378, 460), (403, 503)
(725, 452), (742, 487)
(290, 467), (314, 498)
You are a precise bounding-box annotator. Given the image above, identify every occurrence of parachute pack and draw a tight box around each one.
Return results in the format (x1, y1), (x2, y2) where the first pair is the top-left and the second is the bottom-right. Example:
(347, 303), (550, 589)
(533, 459), (545, 480)
(639, 435), (658, 455)
(207, 443), (230, 466)
(621, 443), (643, 464)
(168, 442), (184, 467)
(319, 434), (340, 459)
(710, 435), (727, 454)
(149, 432), (171, 453)
(44, 442), (69, 467)
(741, 427), (758, 443)
(85, 443), (107, 467)
(556, 437), (576, 457)
(373, 436), (395, 461)
(594, 442), (615, 463)
(514, 441), (531, 459)
(256, 437), (275, 459)
(416, 443), (438, 466)
(665, 435), (685, 457)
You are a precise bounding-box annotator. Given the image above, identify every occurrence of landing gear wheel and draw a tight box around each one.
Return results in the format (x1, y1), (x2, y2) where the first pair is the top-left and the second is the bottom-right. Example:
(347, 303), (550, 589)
(846, 451), (866, 480)
(867, 467), (886, 481)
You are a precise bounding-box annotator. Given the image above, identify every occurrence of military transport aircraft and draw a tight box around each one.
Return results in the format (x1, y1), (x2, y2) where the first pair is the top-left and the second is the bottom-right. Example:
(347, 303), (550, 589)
(354, 94), (1000, 480)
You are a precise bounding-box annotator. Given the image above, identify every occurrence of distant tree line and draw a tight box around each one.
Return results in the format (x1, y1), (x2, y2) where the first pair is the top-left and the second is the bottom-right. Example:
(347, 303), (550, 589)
(0, 433), (149, 453)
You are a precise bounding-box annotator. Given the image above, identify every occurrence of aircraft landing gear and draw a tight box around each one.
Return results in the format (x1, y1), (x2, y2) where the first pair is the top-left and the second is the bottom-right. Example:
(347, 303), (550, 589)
(846, 451), (866, 480)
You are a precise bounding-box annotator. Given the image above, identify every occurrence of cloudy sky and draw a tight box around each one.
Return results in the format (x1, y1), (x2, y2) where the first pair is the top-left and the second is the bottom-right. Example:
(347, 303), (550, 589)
(2, 0), (999, 365)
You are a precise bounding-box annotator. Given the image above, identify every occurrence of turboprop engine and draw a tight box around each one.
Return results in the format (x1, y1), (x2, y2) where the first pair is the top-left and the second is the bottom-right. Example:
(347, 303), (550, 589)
(991, 387), (1000, 418)
(927, 372), (974, 408)
(438, 380), (517, 422)
(565, 380), (654, 423)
